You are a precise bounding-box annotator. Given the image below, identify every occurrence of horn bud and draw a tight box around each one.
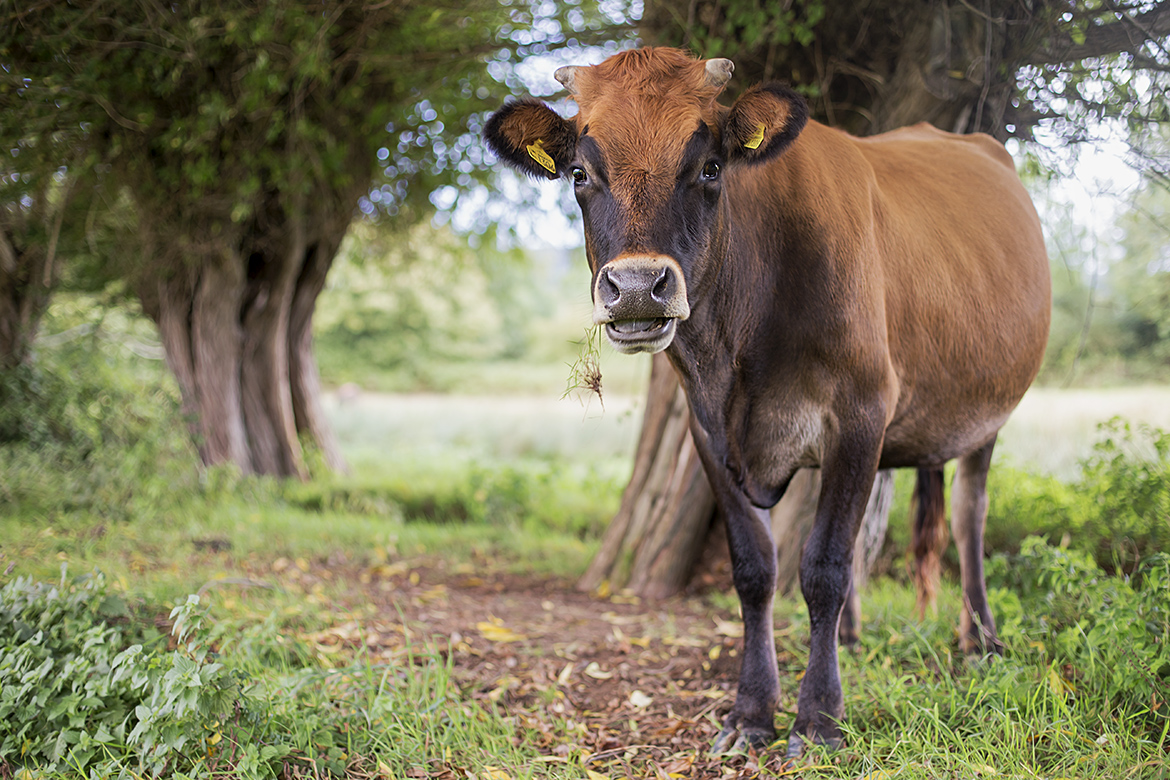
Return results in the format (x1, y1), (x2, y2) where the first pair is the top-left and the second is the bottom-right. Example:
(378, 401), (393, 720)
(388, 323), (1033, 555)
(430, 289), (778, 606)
(705, 58), (734, 88)
(554, 66), (579, 94)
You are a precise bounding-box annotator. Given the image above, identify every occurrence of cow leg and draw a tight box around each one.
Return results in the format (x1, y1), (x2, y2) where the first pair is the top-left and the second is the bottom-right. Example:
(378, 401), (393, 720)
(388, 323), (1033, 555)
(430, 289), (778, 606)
(838, 468), (894, 646)
(686, 423), (782, 754)
(712, 499), (781, 753)
(952, 435), (1002, 655)
(789, 425), (882, 757)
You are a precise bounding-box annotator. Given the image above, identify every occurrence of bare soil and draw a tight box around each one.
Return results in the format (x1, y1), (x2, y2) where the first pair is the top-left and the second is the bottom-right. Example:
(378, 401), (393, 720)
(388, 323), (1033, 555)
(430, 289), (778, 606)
(270, 555), (815, 778)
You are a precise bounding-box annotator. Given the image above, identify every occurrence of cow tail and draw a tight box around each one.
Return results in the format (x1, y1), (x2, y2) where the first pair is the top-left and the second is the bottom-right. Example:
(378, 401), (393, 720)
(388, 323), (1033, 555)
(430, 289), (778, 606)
(911, 467), (948, 620)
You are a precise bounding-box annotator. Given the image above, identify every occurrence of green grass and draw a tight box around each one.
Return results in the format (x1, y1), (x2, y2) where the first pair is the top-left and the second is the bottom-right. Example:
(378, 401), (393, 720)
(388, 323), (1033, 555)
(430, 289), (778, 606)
(4, 297), (1169, 778)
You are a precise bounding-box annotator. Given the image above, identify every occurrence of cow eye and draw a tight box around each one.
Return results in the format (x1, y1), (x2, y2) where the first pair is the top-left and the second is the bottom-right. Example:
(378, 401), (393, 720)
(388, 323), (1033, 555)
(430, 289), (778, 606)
(701, 161), (721, 181)
(571, 167), (588, 185)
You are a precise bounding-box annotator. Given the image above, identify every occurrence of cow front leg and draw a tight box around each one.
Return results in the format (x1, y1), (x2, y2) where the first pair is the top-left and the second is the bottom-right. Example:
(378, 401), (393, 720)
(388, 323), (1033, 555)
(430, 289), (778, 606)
(712, 500), (780, 754)
(789, 427), (882, 757)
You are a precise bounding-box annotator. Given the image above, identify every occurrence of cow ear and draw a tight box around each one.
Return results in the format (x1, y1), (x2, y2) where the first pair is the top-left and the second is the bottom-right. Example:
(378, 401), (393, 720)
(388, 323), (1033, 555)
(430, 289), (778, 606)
(484, 99), (577, 180)
(722, 84), (808, 166)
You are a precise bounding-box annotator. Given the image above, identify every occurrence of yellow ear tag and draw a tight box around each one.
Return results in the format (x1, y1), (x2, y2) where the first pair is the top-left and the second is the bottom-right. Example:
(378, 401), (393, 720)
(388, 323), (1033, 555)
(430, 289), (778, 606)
(526, 139), (557, 174)
(743, 124), (766, 150)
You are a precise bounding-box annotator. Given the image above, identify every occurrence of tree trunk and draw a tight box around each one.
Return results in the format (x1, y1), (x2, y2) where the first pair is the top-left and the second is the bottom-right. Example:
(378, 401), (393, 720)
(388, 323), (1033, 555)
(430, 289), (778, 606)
(146, 268), (206, 461)
(0, 237), (51, 371)
(0, 178), (71, 370)
(240, 225), (308, 479)
(138, 205), (353, 478)
(579, 354), (716, 596)
(582, 354), (894, 603)
(191, 248), (253, 472)
(289, 234), (348, 474)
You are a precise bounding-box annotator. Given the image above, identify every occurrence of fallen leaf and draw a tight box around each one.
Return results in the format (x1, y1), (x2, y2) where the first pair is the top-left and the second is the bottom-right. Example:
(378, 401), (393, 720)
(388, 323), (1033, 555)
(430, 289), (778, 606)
(480, 767), (512, 780)
(713, 618), (743, 638)
(584, 661), (614, 679)
(629, 690), (653, 708)
(477, 619), (527, 643)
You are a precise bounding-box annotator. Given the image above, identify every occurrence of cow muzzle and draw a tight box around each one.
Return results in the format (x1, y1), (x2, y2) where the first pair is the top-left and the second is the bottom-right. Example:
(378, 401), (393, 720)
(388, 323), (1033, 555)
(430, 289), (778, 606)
(592, 255), (690, 354)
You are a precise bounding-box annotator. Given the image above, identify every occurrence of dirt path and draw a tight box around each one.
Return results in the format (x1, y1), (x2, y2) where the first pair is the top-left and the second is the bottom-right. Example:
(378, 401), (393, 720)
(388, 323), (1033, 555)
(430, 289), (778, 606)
(286, 558), (807, 778)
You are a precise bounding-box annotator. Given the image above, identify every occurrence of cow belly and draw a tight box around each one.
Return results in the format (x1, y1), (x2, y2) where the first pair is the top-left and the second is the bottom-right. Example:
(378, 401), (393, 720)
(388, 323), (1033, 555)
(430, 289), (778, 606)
(878, 401), (1013, 469)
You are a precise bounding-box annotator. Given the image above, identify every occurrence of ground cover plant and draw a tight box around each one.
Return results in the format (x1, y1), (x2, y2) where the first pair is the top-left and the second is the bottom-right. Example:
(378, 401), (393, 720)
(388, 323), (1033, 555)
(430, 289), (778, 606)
(2, 303), (1168, 778)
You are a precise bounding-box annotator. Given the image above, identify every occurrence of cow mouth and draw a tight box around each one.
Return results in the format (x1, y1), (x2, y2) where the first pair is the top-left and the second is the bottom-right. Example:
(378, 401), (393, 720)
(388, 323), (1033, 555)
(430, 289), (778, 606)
(604, 317), (677, 354)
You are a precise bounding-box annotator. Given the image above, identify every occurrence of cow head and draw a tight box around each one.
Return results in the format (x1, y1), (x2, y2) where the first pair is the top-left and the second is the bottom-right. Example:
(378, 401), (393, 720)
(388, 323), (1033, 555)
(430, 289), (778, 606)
(484, 48), (808, 354)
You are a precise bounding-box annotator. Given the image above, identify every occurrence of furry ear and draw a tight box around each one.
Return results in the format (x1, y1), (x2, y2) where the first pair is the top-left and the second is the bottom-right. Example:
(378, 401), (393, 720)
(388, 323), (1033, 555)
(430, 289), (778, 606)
(722, 84), (808, 166)
(483, 99), (577, 180)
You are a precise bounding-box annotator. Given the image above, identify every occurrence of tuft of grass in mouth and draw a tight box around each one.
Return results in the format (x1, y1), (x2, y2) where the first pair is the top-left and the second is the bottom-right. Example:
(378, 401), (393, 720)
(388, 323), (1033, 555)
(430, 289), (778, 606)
(564, 324), (604, 408)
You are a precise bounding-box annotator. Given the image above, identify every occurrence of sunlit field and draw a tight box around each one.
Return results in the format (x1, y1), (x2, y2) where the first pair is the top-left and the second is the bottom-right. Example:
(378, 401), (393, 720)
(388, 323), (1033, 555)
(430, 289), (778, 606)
(328, 382), (1170, 480)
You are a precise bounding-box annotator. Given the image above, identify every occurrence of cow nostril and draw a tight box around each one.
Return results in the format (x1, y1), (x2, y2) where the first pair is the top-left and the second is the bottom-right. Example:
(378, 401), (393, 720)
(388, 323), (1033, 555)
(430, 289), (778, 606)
(651, 267), (673, 303)
(598, 267), (620, 306)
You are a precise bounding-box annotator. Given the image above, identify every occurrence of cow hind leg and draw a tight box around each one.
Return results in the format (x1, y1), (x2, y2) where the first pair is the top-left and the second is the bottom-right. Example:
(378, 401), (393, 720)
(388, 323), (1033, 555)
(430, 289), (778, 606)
(951, 435), (1002, 655)
(912, 467), (948, 619)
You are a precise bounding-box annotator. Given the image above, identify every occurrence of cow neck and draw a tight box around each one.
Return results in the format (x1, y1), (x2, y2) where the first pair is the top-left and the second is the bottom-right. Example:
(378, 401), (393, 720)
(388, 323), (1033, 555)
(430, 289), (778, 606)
(666, 137), (817, 452)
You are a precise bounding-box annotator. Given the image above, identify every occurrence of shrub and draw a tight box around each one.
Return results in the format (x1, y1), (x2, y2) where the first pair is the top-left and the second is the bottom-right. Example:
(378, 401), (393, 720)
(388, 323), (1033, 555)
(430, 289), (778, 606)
(0, 570), (262, 777)
(0, 299), (203, 524)
(1077, 419), (1170, 572)
(982, 421), (1169, 573)
(987, 538), (1170, 738)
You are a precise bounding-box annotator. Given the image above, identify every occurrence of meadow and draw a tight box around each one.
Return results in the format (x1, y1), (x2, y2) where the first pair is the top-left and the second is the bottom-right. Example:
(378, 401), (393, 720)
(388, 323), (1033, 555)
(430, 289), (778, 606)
(1, 290), (1169, 779)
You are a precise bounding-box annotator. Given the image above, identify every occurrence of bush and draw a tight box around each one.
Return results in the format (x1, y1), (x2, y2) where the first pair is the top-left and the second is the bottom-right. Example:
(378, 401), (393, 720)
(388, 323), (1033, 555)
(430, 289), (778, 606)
(987, 538), (1170, 738)
(0, 571), (261, 777)
(0, 298), (203, 524)
(984, 420), (1169, 573)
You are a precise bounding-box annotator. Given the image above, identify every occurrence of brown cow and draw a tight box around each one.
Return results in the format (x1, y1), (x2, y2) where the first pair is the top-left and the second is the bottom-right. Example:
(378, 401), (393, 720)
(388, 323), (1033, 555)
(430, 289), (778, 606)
(484, 47), (1050, 756)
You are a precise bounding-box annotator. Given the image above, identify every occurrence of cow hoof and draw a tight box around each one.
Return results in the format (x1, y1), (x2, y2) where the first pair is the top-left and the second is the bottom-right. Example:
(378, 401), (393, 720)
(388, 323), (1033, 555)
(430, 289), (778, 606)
(711, 721), (775, 755)
(786, 731), (844, 758)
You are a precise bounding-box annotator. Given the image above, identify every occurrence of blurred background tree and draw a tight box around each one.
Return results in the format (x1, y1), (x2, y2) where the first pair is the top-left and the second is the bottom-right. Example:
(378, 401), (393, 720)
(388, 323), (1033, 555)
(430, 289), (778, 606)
(0, 0), (617, 476)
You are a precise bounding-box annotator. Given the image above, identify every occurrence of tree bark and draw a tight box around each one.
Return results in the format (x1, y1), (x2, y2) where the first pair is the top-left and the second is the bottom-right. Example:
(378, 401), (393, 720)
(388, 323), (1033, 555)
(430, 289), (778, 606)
(191, 248), (252, 472)
(240, 225), (308, 479)
(289, 232), (348, 474)
(0, 236), (51, 371)
(582, 354), (894, 603)
(0, 177), (72, 370)
(579, 354), (716, 596)
(137, 205), (356, 478)
(145, 268), (205, 460)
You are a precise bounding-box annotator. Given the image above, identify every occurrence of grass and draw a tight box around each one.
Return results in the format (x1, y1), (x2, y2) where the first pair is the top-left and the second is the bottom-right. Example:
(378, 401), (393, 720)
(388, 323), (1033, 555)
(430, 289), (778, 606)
(3, 297), (1169, 778)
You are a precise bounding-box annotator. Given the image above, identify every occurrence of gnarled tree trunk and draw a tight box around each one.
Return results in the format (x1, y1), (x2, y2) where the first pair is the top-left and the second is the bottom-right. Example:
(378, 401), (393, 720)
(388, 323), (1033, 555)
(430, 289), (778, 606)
(581, 354), (894, 605)
(0, 235), (52, 371)
(0, 177), (73, 370)
(137, 202), (352, 478)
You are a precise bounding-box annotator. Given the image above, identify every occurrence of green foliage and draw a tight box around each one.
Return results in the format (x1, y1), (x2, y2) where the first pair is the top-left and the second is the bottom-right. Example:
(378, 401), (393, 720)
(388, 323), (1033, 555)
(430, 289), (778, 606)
(689, 0), (825, 59)
(1077, 420), (1170, 572)
(987, 539), (1170, 738)
(313, 221), (544, 389)
(0, 572), (247, 776)
(1036, 178), (1170, 386)
(982, 420), (1170, 574)
(286, 458), (620, 541)
(0, 296), (202, 524)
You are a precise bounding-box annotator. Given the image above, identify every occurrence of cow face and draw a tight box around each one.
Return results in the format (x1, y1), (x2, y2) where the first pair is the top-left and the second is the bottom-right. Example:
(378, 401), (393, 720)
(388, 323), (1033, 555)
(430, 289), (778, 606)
(485, 48), (808, 354)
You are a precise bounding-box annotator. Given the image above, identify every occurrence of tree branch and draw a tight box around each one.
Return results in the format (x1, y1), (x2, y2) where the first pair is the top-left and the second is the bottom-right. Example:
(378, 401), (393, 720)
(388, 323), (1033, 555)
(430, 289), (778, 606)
(1028, 5), (1170, 66)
